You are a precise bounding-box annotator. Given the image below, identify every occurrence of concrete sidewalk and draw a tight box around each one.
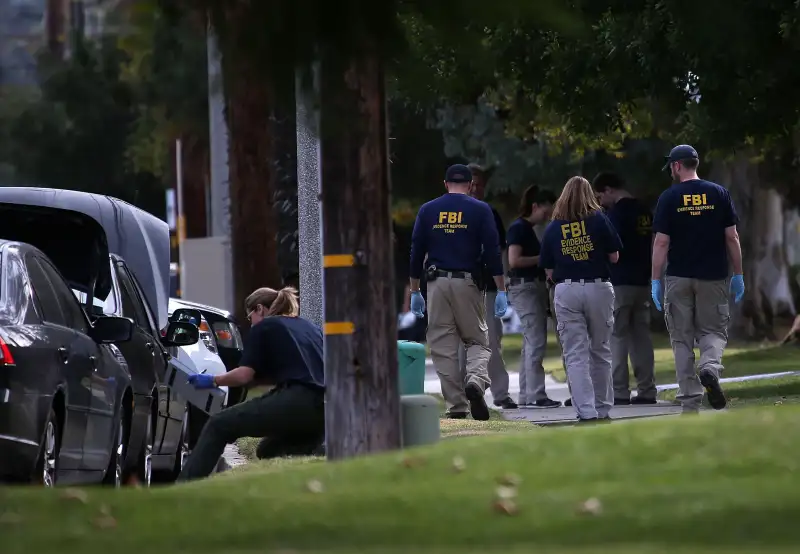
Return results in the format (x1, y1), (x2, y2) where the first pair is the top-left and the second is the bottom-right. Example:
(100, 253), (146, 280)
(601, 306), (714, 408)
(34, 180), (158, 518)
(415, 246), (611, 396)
(424, 357), (800, 425)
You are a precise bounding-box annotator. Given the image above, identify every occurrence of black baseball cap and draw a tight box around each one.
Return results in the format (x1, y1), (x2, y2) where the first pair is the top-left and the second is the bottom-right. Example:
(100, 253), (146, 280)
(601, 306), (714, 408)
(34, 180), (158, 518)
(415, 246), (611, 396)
(445, 164), (472, 183)
(662, 144), (699, 171)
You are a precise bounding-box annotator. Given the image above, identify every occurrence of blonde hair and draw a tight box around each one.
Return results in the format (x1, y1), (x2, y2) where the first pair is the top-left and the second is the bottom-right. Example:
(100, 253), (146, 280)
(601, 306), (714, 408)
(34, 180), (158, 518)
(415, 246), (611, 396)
(244, 286), (299, 317)
(551, 176), (603, 221)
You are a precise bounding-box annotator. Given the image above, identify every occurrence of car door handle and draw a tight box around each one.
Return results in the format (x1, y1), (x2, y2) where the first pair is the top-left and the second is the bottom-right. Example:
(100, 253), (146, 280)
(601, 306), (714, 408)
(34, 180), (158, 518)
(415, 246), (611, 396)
(57, 347), (69, 364)
(145, 342), (155, 354)
(89, 355), (98, 371)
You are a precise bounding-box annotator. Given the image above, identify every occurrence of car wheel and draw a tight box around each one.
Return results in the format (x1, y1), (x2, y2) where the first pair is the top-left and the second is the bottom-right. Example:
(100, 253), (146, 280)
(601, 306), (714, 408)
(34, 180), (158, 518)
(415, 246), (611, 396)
(35, 408), (60, 487)
(103, 417), (127, 487)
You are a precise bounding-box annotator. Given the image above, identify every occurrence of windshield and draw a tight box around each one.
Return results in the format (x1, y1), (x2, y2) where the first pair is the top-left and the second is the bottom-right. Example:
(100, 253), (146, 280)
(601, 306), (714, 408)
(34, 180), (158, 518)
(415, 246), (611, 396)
(72, 287), (118, 316)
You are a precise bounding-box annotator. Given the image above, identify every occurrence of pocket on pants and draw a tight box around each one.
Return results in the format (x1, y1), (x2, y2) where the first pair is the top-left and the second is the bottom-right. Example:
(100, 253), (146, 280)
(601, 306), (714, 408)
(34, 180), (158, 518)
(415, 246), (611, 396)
(663, 303), (674, 334)
(718, 303), (730, 329)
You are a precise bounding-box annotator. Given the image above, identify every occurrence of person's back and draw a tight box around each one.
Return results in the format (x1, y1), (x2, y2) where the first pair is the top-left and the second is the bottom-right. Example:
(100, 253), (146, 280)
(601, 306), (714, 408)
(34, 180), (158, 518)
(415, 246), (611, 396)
(607, 197), (653, 286)
(416, 193), (494, 272)
(655, 179), (735, 281)
(542, 210), (619, 283)
(247, 316), (324, 388)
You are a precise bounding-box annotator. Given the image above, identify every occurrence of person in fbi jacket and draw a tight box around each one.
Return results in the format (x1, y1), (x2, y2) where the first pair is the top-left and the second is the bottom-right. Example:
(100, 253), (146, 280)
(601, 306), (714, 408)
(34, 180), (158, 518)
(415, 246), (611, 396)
(409, 164), (508, 421)
(178, 286), (324, 481)
(539, 176), (622, 422)
(593, 171), (658, 405)
(651, 144), (745, 414)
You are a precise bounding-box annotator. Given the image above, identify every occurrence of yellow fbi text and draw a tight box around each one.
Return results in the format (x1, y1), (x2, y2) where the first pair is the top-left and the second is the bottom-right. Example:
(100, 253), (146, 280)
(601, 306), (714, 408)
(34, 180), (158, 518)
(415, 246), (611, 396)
(433, 211), (468, 234)
(677, 193), (715, 216)
(560, 221), (594, 261)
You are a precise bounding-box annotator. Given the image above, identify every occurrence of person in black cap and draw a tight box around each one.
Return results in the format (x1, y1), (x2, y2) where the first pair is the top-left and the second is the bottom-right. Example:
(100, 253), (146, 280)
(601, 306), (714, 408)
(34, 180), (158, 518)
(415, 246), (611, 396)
(651, 144), (745, 414)
(593, 171), (657, 405)
(409, 164), (508, 421)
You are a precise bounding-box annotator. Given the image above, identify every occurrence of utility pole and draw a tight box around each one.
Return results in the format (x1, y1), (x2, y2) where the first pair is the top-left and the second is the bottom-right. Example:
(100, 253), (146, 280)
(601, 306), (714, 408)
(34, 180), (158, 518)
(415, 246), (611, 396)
(317, 45), (401, 460)
(295, 63), (324, 328)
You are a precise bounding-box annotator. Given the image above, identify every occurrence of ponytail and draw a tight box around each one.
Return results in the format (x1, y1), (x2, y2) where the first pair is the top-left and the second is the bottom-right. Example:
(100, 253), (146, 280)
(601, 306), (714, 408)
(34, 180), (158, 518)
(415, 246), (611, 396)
(244, 286), (299, 318)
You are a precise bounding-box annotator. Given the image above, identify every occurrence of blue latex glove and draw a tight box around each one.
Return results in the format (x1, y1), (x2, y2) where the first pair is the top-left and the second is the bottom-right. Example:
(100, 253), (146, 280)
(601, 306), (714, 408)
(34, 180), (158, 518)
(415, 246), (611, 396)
(188, 374), (216, 389)
(730, 274), (745, 303)
(494, 291), (509, 318)
(651, 280), (663, 311)
(410, 291), (426, 318)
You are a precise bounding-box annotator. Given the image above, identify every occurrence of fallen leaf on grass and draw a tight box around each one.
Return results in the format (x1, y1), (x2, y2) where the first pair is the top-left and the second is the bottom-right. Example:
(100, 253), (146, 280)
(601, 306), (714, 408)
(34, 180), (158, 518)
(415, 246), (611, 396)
(577, 497), (603, 516)
(99, 504), (112, 516)
(401, 456), (426, 469)
(60, 488), (88, 503)
(0, 512), (21, 525)
(92, 515), (117, 529)
(496, 473), (521, 487)
(495, 486), (517, 500)
(452, 456), (466, 472)
(306, 479), (324, 494)
(493, 499), (518, 515)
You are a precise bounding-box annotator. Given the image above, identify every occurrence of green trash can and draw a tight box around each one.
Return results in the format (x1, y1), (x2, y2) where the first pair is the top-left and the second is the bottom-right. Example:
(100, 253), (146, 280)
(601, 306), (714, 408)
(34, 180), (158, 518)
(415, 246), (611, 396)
(397, 340), (427, 395)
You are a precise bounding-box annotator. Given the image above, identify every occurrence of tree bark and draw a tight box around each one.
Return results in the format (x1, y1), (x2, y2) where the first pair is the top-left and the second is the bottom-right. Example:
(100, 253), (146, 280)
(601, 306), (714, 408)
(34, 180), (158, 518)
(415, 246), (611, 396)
(271, 64), (300, 287)
(319, 46), (401, 460)
(224, 48), (280, 322)
(180, 134), (209, 239)
(46, 0), (66, 59)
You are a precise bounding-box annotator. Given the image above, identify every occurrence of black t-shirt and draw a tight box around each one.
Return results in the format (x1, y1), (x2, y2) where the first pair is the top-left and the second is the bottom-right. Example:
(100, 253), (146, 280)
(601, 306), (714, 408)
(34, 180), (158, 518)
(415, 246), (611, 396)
(506, 217), (544, 280)
(653, 179), (738, 280)
(239, 316), (324, 388)
(606, 197), (653, 286)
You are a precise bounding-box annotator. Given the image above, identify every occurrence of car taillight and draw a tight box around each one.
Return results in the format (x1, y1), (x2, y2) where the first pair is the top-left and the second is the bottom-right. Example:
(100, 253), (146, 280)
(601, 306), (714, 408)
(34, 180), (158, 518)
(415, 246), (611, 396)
(0, 337), (15, 365)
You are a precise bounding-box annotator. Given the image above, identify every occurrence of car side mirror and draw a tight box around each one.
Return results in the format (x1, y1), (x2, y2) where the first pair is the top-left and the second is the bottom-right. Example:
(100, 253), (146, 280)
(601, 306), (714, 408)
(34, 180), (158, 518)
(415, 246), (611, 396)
(91, 316), (134, 343)
(162, 321), (200, 347)
(170, 308), (203, 327)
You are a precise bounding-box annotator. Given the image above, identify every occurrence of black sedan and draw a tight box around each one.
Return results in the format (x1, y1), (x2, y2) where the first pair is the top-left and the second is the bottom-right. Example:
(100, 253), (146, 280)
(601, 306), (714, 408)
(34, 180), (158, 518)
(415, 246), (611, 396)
(0, 240), (136, 486)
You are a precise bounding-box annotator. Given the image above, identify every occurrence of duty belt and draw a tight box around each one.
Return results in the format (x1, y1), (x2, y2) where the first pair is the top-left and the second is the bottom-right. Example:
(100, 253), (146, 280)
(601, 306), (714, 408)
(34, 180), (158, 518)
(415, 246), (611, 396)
(508, 277), (545, 286)
(555, 278), (610, 285)
(435, 269), (471, 279)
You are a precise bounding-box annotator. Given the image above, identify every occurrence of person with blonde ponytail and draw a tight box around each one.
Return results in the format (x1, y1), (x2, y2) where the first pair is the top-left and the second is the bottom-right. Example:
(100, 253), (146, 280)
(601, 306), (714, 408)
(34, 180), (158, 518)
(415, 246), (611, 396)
(178, 286), (324, 481)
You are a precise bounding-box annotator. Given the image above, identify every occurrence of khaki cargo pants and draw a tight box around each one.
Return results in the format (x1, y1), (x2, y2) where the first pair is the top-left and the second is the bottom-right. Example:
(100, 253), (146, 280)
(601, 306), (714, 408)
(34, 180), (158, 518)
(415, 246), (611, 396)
(554, 280), (615, 419)
(427, 274), (491, 415)
(664, 277), (730, 411)
(612, 285), (657, 400)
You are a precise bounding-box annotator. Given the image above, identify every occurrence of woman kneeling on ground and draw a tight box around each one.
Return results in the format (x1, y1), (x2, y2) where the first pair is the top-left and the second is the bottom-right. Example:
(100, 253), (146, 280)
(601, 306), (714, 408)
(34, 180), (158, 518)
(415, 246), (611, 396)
(539, 176), (622, 423)
(178, 287), (325, 481)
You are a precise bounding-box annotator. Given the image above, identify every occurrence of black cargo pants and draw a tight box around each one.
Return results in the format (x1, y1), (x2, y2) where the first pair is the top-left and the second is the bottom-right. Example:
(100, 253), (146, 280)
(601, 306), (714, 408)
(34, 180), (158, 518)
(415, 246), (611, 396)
(177, 382), (325, 482)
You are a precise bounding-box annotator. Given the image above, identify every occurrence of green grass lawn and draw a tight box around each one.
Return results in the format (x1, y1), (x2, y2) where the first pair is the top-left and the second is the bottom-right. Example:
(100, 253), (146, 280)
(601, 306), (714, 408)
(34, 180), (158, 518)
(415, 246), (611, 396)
(659, 375), (800, 409)
(3, 405), (800, 553)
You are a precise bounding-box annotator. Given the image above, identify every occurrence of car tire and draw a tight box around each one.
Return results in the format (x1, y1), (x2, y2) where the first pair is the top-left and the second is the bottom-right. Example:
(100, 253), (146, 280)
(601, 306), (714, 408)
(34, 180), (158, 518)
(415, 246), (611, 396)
(34, 408), (61, 487)
(102, 413), (127, 487)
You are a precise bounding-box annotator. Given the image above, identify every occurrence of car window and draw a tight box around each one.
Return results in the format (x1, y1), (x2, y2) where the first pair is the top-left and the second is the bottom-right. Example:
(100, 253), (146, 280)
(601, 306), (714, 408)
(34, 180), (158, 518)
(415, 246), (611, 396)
(72, 288), (118, 316)
(36, 257), (89, 334)
(126, 268), (159, 336)
(25, 255), (68, 327)
(116, 267), (148, 330)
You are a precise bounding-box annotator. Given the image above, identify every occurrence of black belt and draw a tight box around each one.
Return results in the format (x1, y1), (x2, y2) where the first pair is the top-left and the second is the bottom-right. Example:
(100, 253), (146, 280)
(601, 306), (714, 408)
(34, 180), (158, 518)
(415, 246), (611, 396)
(554, 278), (610, 285)
(435, 269), (471, 279)
(508, 277), (545, 285)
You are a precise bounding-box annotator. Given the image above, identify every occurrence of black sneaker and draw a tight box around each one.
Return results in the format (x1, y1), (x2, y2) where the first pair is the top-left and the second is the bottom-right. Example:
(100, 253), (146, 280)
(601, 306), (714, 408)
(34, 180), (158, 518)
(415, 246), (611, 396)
(446, 412), (468, 419)
(631, 396), (658, 405)
(494, 398), (518, 409)
(699, 369), (726, 410)
(614, 397), (631, 406)
(564, 398), (573, 407)
(465, 382), (491, 421)
(533, 398), (562, 409)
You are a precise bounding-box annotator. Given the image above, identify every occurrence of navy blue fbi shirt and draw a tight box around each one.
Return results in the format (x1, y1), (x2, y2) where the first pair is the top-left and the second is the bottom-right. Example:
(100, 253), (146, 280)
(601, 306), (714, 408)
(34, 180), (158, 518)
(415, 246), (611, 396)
(239, 316), (325, 388)
(606, 198), (653, 286)
(540, 211), (623, 282)
(653, 179), (738, 281)
(409, 193), (504, 278)
(506, 217), (545, 281)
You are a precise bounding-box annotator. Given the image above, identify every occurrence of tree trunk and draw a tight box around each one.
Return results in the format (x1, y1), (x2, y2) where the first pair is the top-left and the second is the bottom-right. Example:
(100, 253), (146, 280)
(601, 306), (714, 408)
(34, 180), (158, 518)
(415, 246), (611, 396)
(319, 46), (401, 460)
(710, 158), (796, 340)
(224, 50), (280, 322)
(271, 63), (300, 287)
(46, 0), (66, 59)
(180, 134), (209, 239)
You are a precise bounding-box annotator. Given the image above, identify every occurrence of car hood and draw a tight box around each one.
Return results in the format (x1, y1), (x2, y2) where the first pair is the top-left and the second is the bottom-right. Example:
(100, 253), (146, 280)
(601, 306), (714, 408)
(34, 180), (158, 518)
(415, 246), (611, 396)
(0, 188), (170, 329)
